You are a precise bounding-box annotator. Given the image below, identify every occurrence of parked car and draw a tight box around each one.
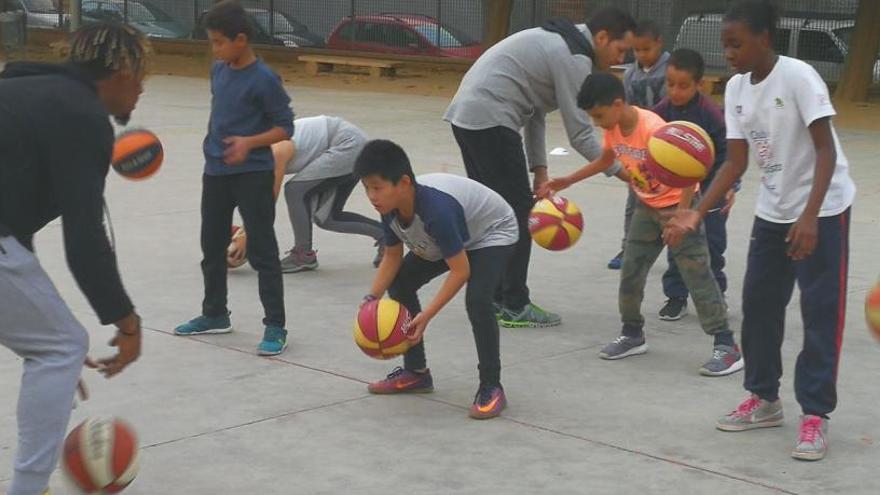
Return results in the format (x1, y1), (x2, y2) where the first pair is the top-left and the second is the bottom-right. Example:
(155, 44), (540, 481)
(675, 13), (880, 83)
(1, 0), (61, 29)
(192, 7), (323, 48)
(326, 13), (483, 60)
(81, 0), (187, 39)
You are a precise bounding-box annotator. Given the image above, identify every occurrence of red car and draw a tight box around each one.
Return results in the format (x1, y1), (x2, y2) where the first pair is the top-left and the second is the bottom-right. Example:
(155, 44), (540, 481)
(327, 13), (483, 60)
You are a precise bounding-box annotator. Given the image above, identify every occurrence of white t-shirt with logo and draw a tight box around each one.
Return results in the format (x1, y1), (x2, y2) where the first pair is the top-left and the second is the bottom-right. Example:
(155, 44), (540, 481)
(725, 56), (855, 223)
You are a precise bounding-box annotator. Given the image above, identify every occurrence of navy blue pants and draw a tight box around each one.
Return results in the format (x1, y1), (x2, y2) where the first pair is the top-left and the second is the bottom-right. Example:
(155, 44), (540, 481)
(741, 210), (850, 417)
(663, 209), (728, 298)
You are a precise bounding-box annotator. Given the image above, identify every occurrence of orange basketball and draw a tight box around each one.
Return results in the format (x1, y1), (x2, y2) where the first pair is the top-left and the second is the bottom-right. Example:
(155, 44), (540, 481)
(866, 281), (880, 341)
(528, 196), (584, 251)
(354, 298), (412, 359)
(111, 129), (163, 180)
(62, 417), (140, 494)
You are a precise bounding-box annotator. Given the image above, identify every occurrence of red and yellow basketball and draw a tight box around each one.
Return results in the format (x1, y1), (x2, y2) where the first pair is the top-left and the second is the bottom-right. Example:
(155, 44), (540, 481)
(866, 281), (880, 341)
(646, 121), (715, 188)
(62, 417), (140, 493)
(354, 298), (412, 359)
(528, 196), (584, 251)
(111, 129), (163, 180)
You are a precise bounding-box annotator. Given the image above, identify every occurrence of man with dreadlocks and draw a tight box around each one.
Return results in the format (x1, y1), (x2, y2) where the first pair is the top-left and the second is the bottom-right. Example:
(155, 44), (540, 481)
(0, 22), (148, 494)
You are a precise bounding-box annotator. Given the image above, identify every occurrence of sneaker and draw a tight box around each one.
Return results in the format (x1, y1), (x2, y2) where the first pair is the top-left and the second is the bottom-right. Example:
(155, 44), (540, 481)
(174, 313), (233, 336)
(367, 367), (434, 394)
(280, 247), (318, 273)
(716, 394), (784, 431)
(257, 326), (288, 356)
(659, 298), (688, 321)
(372, 240), (385, 268)
(607, 250), (623, 270)
(792, 415), (828, 461)
(498, 303), (562, 328)
(700, 344), (745, 377)
(598, 334), (648, 360)
(469, 383), (507, 419)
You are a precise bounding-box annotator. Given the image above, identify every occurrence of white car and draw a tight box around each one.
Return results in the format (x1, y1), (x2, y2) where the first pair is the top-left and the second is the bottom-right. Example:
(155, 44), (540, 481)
(1, 0), (63, 29)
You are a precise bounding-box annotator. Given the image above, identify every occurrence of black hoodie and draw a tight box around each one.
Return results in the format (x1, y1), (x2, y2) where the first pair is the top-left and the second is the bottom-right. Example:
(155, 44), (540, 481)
(0, 62), (133, 325)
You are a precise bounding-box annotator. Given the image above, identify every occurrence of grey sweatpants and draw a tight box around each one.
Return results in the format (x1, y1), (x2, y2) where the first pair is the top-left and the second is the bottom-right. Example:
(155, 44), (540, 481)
(0, 236), (89, 495)
(284, 174), (384, 251)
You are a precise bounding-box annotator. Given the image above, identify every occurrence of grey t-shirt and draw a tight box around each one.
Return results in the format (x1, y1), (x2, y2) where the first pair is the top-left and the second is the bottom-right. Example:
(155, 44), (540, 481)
(383, 174), (519, 262)
(444, 24), (612, 173)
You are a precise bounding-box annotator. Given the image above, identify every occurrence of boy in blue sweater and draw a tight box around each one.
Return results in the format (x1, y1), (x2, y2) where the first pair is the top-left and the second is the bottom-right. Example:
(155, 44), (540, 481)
(175, 0), (294, 356)
(652, 49), (738, 321)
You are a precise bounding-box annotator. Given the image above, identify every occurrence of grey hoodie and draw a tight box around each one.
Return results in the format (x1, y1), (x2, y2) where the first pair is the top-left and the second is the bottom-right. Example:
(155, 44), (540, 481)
(444, 25), (618, 174)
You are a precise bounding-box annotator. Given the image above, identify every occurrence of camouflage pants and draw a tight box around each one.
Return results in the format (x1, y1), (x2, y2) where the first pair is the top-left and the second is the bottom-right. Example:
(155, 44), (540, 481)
(620, 200), (729, 335)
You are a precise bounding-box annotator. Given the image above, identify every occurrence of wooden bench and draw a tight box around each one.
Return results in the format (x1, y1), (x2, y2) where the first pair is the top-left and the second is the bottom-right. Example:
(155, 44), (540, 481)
(298, 55), (402, 78)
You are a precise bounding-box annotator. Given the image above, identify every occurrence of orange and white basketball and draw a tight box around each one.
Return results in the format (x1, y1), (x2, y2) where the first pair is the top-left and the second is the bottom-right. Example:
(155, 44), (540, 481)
(62, 417), (140, 493)
(111, 129), (163, 180)
(528, 196), (584, 251)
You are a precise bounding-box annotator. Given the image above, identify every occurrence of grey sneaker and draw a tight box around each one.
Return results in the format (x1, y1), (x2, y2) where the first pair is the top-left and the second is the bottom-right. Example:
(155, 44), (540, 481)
(716, 394), (784, 431)
(659, 298), (688, 321)
(598, 334), (648, 360)
(792, 415), (828, 461)
(700, 344), (745, 377)
(280, 247), (318, 273)
(498, 303), (562, 328)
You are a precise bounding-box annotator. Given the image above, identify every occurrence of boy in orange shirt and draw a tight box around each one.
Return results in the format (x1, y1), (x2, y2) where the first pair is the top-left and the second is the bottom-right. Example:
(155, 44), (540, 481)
(539, 73), (740, 376)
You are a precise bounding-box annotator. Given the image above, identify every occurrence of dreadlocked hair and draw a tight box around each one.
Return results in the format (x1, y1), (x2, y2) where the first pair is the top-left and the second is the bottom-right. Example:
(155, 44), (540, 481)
(68, 22), (150, 80)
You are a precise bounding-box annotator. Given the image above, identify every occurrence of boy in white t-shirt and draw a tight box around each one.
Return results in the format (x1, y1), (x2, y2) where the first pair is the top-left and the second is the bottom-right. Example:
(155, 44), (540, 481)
(665, 0), (855, 461)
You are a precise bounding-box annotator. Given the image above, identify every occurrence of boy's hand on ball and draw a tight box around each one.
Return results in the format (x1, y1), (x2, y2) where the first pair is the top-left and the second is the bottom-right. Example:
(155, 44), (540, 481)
(786, 213), (818, 261)
(404, 313), (430, 344)
(223, 136), (252, 165)
(541, 177), (570, 197)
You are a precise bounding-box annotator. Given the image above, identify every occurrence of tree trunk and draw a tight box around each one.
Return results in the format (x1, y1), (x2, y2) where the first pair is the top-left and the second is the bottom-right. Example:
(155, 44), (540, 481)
(484, 0), (514, 49)
(834, 0), (880, 103)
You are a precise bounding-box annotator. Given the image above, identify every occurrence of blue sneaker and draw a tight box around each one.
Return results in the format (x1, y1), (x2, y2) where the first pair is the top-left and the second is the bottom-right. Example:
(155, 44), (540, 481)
(174, 313), (233, 336)
(257, 326), (288, 356)
(607, 250), (623, 270)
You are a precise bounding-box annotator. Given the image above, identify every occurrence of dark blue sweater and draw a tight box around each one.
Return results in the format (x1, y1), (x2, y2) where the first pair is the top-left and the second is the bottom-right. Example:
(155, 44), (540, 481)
(203, 60), (294, 175)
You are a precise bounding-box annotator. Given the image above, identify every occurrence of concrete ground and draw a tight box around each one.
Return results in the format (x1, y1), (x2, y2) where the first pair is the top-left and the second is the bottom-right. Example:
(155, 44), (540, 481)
(1, 73), (879, 495)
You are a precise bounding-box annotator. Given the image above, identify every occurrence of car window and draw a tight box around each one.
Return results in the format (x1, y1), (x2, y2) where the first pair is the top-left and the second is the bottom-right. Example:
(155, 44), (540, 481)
(337, 20), (355, 41)
(384, 25), (421, 48)
(23, 0), (55, 13)
(798, 30), (844, 63)
(354, 21), (383, 43)
(413, 24), (466, 48)
(773, 28), (791, 55)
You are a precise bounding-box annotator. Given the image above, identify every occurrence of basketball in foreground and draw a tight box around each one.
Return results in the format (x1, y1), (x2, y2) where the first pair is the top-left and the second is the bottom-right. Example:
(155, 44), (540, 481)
(354, 298), (412, 359)
(528, 196), (584, 251)
(866, 281), (880, 341)
(62, 417), (140, 493)
(111, 129), (163, 180)
(646, 121), (715, 188)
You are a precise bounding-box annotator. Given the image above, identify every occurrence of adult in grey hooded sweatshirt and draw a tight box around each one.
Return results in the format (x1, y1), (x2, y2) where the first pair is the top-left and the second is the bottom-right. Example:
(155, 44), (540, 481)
(444, 7), (636, 327)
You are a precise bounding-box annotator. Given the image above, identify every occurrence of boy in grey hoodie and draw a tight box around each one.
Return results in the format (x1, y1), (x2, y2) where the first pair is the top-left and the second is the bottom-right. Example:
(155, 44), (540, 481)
(444, 7), (636, 329)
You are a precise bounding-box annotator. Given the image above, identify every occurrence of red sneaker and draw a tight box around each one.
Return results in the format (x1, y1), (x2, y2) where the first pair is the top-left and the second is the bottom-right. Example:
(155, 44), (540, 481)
(469, 384), (507, 419)
(367, 367), (434, 394)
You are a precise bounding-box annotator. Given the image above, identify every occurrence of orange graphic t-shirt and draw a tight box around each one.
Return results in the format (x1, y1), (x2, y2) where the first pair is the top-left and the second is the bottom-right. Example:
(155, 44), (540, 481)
(603, 107), (683, 209)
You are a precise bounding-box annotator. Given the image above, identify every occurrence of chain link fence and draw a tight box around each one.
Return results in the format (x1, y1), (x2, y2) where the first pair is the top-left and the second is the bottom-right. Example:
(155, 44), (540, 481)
(1, 0), (875, 82)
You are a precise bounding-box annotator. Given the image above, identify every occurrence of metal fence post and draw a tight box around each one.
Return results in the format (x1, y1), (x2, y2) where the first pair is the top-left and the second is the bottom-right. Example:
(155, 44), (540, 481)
(124, 0), (129, 25)
(269, 0), (275, 40)
(436, 0), (441, 49)
(71, 0), (82, 31)
(350, 0), (356, 50)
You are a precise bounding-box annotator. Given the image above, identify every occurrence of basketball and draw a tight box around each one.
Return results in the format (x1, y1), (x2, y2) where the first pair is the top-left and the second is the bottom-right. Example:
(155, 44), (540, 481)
(111, 129), (163, 180)
(528, 196), (584, 251)
(61, 417), (140, 494)
(866, 281), (880, 341)
(646, 121), (715, 188)
(354, 298), (412, 359)
(227, 225), (248, 269)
